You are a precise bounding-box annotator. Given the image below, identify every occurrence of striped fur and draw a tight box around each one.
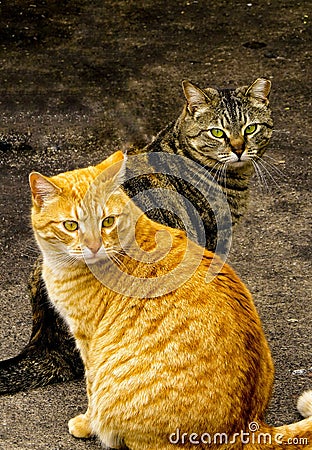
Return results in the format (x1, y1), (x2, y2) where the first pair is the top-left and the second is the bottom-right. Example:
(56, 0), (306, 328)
(29, 152), (312, 450)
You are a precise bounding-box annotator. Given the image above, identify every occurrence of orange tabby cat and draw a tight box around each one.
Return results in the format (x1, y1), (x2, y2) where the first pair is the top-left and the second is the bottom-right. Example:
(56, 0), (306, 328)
(29, 151), (312, 449)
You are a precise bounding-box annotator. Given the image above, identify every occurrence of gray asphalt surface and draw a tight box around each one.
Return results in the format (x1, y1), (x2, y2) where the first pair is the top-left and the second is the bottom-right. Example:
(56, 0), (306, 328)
(0, 1), (311, 449)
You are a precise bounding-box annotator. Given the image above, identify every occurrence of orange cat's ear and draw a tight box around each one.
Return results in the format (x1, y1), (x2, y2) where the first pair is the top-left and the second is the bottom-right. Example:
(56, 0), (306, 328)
(96, 151), (126, 186)
(29, 172), (62, 207)
(96, 150), (125, 172)
(246, 78), (271, 105)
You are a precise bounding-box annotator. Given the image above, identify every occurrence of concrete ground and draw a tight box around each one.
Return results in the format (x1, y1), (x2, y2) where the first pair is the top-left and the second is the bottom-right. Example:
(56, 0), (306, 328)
(0, 1), (311, 449)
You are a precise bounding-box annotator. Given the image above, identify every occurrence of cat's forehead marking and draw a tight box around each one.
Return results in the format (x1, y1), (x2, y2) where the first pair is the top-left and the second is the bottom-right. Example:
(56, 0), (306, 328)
(219, 89), (244, 127)
(77, 200), (103, 221)
(76, 204), (86, 221)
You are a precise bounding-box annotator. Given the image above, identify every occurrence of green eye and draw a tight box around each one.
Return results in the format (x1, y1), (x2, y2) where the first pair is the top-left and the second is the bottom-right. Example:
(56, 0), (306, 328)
(102, 216), (115, 228)
(245, 124), (257, 135)
(210, 128), (225, 138)
(63, 221), (78, 232)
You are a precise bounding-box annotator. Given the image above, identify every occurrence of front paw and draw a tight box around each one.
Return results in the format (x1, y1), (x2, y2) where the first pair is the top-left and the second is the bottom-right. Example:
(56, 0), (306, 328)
(68, 413), (92, 439)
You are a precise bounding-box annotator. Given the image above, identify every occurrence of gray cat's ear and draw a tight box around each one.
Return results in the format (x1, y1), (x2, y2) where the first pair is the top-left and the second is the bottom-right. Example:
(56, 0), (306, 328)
(182, 80), (210, 114)
(246, 78), (271, 105)
(29, 172), (61, 207)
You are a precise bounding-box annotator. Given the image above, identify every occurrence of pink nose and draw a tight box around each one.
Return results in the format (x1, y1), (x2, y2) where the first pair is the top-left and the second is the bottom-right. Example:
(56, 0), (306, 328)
(86, 240), (102, 255)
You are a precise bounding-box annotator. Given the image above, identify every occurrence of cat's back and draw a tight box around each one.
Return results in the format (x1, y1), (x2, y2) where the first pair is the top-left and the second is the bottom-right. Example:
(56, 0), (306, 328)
(91, 243), (266, 364)
(88, 249), (272, 435)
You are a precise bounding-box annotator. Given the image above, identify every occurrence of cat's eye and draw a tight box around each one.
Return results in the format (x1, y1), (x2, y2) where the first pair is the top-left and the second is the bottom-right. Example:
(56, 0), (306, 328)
(210, 128), (225, 139)
(63, 221), (78, 232)
(102, 216), (115, 228)
(245, 124), (257, 135)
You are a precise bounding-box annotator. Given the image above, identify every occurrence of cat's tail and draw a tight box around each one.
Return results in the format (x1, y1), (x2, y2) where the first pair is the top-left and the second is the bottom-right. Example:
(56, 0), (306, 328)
(243, 416), (312, 449)
(135, 416), (312, 450)
(0, 258), (84, 395)
(0, 343), (83, 395)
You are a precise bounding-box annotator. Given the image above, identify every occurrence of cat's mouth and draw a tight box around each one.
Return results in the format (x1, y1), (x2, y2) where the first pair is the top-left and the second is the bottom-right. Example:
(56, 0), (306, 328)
(84, 257), (100, 264)
(220, 159), (254, 175)
(83, 254), (108, 265)
(229, 160), (250, 168)
(69, 250), (108, 265)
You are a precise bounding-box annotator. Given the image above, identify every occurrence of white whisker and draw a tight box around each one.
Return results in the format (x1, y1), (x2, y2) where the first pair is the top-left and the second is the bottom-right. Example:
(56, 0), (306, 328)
(214, 162), (227, 188)
(271, 128), (291, 135)
(222, 162), (228, 195)
(193, 161), (223, 191)
(254, 158), (282, 189)
(261, 155), (286, 179)
(251, 160), (269, 192)
(43, 251), (82, 272)
(106, 248), (128, 271)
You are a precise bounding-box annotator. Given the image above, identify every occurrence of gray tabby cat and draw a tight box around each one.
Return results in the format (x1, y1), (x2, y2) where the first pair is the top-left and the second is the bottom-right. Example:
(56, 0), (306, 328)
(127, 78), (272, 252)
(0, 78), (273, 394)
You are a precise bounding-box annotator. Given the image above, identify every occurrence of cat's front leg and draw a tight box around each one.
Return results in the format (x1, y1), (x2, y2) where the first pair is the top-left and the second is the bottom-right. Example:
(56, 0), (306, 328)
(68, 409), (92, 439)
(68, 371), (93, 439)
(69, 412), (126, 448)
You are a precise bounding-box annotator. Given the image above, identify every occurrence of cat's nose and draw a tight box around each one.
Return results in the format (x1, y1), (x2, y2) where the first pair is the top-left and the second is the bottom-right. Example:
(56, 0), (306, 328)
(233, 148), (244, 157)
(230, 138), (245, 158)
(85, 239), (102, 255)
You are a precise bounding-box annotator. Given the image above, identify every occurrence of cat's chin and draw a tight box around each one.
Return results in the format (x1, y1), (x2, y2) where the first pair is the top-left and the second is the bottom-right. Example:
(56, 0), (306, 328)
(83, 255), (110, 266)
(231, 160), (249, 167)
(83, 256), (108, 265)
(228, 160), (253, 170)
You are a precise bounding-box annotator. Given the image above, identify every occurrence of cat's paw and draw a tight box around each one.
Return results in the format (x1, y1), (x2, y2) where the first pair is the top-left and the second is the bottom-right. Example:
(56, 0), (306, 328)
(68, 413), (92, 439)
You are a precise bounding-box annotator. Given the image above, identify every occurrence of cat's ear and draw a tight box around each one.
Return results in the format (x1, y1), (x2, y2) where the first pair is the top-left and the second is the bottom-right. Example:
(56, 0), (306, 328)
(97, 151), (125, 173)
(246, 78), (271, 105)
(182, 80), (211, 114)
(29, 172), (62, 207)
(96, 151), (126, 188)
